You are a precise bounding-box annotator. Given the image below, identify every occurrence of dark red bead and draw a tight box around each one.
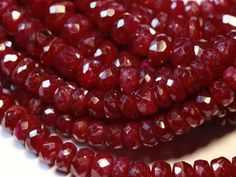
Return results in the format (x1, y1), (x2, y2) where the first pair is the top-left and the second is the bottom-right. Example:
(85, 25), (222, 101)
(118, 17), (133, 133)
(152, 161), (172, 177)
(128, 161), (151, 177)
(87, 121), (105, 146)
(0, 93), (14, 120)
(41, 106), (58, 128)
(28, 98), (43, 116)
(72, 119), (89, 143)
(105, 124), (123, 149)
(173, 162), (194, 177)
(151, 12), (168, 33)
(211, 157), (232, 177)
(112, 157), (130, 177)
(170, 0), (185, 15)
(194, 160), (214, 177)
(155, 80), (172, 108)
(188, 16), (202, 42)
(0, 0), (16, 17)
(120, 94), (140, 119)
(87, 91), (105, 118)
(232, 157), (236, 177)
(114, 51), (141, 68)
(56, 114), (74, 136)
(167, 15), (187, 38)
(30, 0), (54, 19)
(223, 67), (236, 90)
(139, 120), (158, 147)
(185, 1), (200, 17)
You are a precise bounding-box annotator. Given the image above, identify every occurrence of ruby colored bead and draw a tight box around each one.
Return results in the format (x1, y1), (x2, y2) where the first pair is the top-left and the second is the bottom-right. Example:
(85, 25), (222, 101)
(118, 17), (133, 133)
(211, 157), (232, 177)
(223, 67), (236, 90)
(153, 115), (174, 141)
(152, 161), (172, 177)
(56, 114), (74, 136)
(30, 0), (54, 19)
(13, 115), (41, 142)
(151, 12), (168, 33)
(155, 81), (172, 108)
(91, 153), (114, 177)
(139, 120), (158, 147)
(38, 75), (64, 102)
(55, 142), (77, 173)
(112, 157), (130, 177)
(25, 128), (50, 154)
(128, 162), (151, 177)
(61, 14), (92, 45)
(232, 157), (236, 177)
(185, 1), (200, 17)
(87, 91), (105, 118)
(173, 162), (194, 177)
(71, 148), (95, 177)
(39, 136), (63, 165)
(201, 0), (216, 16)
(203, 17), (220, 40)
(122, 122), (141, 149)
(28, 98), (43, 116)
(167, 15), (187, 38)
(181, 100), (205, 128)
(210, 80), (234, 107)
(0, 93), (14, 120)
(53, 83), (76, 112)
(13, 88), (31, 107)
(0, 0), (15, 16)
(130, 3), (153, 24)
(167, 108), (190, 135)
(170, 0), (185, 15)
(1, 105), (27, 133)
(171, 37), (194, 66)
(11, 58), (37, 86)
(188, 16), (202, 42)
(114, 51), (141, 68)
(72, 119), (89, 143)
(41, 106), (58, 128)
(70, 88), (88, 116)
(147, 33), (173, 66)
(76, 59), (102, 89)
(120, 67), (139, 94)
(88, 121), (105, 146)
(111, 13), (140, 45)
(196, 92), (218, 118)
(120, 94), (140, 119)
(105, 124), (123, 149)
(130, 24), (156, 56)
(45, 1), (75, 32)
(194, 160), (214, 177)
(135, 86), (158, 115)
(139, 67), (156, 86)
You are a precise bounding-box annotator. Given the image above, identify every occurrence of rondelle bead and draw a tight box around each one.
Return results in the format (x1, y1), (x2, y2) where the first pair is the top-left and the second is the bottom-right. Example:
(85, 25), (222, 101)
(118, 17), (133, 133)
(152, 161), (172, 177)
(87, 91), (105, 118)
(130, 3), (153, 24)
(72, 118), (89, 143)
(128, 161), (151, 177)
(88, 121), (105, 146)
(232, 157), (236, 177)
(139, 120), (158, 147)
(167, 15), (187, 38)
(105, 124), (123, 149)
(194, 160), (214, 177)
(41, 106), (58, 128)
(120, 67), (139, 94)
(211, 157), (233, 177)
(173, 161), (194, 177)
(0, 93), (14, 120)
(27, 98), (43, 116)
(112, 157), (130, 177)
(0, 0), (16, 16)
(114, 51), (141, 68)
(56, 114), (74, 136)
(120, 94), (140, 119)
(223, 67), (236, 90)
(155, 79), (172, 108)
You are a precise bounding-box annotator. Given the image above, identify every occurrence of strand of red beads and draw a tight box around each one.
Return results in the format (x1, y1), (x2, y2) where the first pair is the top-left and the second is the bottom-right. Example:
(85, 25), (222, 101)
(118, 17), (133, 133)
(1, 82), (236, 177)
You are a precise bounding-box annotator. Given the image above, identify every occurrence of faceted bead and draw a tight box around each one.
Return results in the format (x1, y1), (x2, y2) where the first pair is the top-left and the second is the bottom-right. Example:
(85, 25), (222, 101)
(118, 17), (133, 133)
(223, 67), (236, 90)
(91, 153), (114, 177)
(148, 34), (172, 66)
(128, 162), (151, 177)
(211, 157), (232, 177)
(181, 100), (205, 128)
(25, 128), (50, 154)
(13, 115), (41, 142)
(130, 24), (156, 56)
(41, 106), (58, 128)
(88, 121), (105, 146)
(71, 148), (95, 177)
(72, 119), (89, 143)
(120, 94), (140, 119)
(135, 86), (158, 115)
(1, 105), (27, 133)
(139, 67), (156, 86)
(232, 157), (236, 177)
(194, 160), (214, 177)
(28, 98), (43, 116)
(196, 92), (218, 118)
(30, 0), (54, 19)
(153, 115), (174, 141)
(167, 108), (190, 135)
(0, 0), (16, 17)
(130, 3), (153, 24)
(39, 136), (63, 165)
(0, 93), (14, 120)
(170, 0), (185, 15)
(120, 67), (139, 94)
(139, 120), (158, 147)
(105, 124), (123, 149)
(114, 51), (141, 68)
(155, 79), (172, 108)
(201, 0), (216, 16)
(56, 114), (74, 136)
(151, 12), (168, 33)
(152, 161), (172, 177)
(185, 1), (200, 17)
(76, 59), (102, 89)
(203, 17), (220, 40)
(167, 15), (187, 38)
(173, 162), (195, 177)
(111, 13), (140, 45)
(87, 91), (105, 118)
(112, 157), (130, 177)
(122, 122), (142, 149)
(210, 80), (234, 107)
(188, 16), (202, 42)
(55, 142), (77, 173)
(13, 88), (31, 107)
(11, 58), (38, 86)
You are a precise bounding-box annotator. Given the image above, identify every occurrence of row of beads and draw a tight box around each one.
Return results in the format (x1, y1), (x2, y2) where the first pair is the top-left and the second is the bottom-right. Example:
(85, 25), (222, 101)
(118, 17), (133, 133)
(1, 86), (236, 177)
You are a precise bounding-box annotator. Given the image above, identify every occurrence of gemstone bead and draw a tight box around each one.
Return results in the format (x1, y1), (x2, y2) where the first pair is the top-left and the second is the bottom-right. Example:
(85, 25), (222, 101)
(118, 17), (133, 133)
(211, 157), (232, 177)
(139, 120), (158, 147)
(232, 157), (236, 177)
(122, 122), (141, 149)
(152, 161), (172, 177)
(87, 121), (105, 146)
(87, 91), (105, 118)
(223, 67), (236, 90)
(194, 160), (214, 177)
(105, 124), (123, 149)
(167, 15), (187, 38)
(0, 0), (16, 17)
(56, 114), (74, 136)
(151, 12), (168, 33)
(27, 98), (43, 116)
(30, 0), (54, 19)
(128, 162), (151, 177)
(114, 51), (141, 68)
(120, 94), (140, 119)
(0, 93), (14, 120)
(72, 119), (89, 143)
(173, 162), (194, 177)
(41, 106), (58, 128)
(120, 67), (139, 94)
(112, 157), (130, 177)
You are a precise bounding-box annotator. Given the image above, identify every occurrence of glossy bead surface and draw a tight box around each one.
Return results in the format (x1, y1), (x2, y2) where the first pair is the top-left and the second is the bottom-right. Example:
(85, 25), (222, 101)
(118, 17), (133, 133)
(87, 91), (105, 118)
(41, 106), (58, 128)
(120, 67), (139, 94)
(112, 157), (130, 177)
(211, 157), (232, 177)
(87, 121), (105, 146)
(105, 124), (123, 149)
(152, 161), (172, 177)
(56, 114), (74, 136)
(194, 160), (214, 177)
(122, 122), (141, 149)
(128, 162), (151, 177)
(173, 162), (194, 177)
(139, 120), (158, 147)
(223, 67), (236, 90)
(72, 119), (89, 143)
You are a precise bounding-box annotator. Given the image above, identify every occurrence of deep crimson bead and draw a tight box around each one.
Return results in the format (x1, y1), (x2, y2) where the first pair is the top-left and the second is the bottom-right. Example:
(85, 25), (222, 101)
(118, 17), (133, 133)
(196, 92), (218, 118)
(61, 14), (92, 45)
(152, 161), (172, 177)
(105, 124), (123, 149)
(167, 108), (190, 135)
(87, 91), (105, 118)
(194, 160), (214, 177)
(148, 34), (172, 66)
(56, 114), (74, 136)
(111, 13), (140, 45)
(201, 0), (216, 16)
(153, 115), (174, 141)
(71, 148), (95, 177)
(28, 98), (43, 116)
(114, 51), (141, 68)
(122, 122), (142, 149)
(72, 119), (89, 143)
(0, 0), (16, 17)
(0, 93), (14, 120)
(112, 157), (130, 177)
(55, 142), (77, 173)
(173, 162), (194, 177)
(13, 115), (41, 142)
(210, 80), (234, 107)
(39, 136), (63, 165)
(194, 39), (210, 58)
(188, 16), (202, 42)
(223, 67), (236, 90)
(155, 79), (172, 108)
(167, 15), (187, 38)
(130, 3), (153, 23)
(25, 128), (50, 154)
(170, 0), (185, 15)
(185, 1), (200, 17)
(203, 17), (220, 40)
(139, 120), (158, 147)
(45, 1), (76, 32)
(120, 67), (139, 94)
(53, 83), (76, 112)
(88, 121), (105, 146)
(232, 157), (236, 177)
(130, 24), (156, 56)
(181, 100), (205, 128)
(11, 58), (38, 86)
(30, 0), (54, 19)
(120, 94), (140, 119)
(76, 59), (102, 89)
(139, 67), (156, 86)
(13, 87), (32, 107)
(41, 106), (58, 128)
(211, 157), (232, 177)
(151, 12), (168, 33)
(1, 105), (27, 133)
(128, 162), (151, 177)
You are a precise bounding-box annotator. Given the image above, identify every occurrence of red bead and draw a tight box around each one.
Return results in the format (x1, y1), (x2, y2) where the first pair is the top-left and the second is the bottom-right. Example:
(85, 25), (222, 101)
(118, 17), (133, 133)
(56, 114), (74, 136)
(112, 157), (130, 177)
(194, 160), (214, 177)
(155, 79), (172, 108)
(41, 106), (58, 128)
(120, 94), (140, 119)
(223, 67), (236, 90)
(211, 157), (232, 177)
(28, 98), (43, 116)
(122, 122), (142, 149)
(151, 12), (168, 33)
(0, 93), (14, 120)
(120, 67), (139, 94)
(0, 0), (16, 17)
(30, 0), (54, 19)
(170, 0), (185, 15)
(105, 124), (123, 149)
(88, 121), (105, 146)
(25, 128), (50, 154)
(71, 148), (95, 177)
(55, 142), (77, 173)
(139, 120), (158, 147)
(232, 157), (236, 177)
(152, 161), (172, 177)
(173, 162), (194, 177)
(1, 105), (27, 133)
(167, 15), (187, 38)
(114, 51), (141, 68)
(128, 162), (151, 177)
(188, 16), (202, 42)
(72, 119), (89, 143)
(87, 91), (105, 118)
(130, 3), (153, 24)
(185, 1), (200, 17)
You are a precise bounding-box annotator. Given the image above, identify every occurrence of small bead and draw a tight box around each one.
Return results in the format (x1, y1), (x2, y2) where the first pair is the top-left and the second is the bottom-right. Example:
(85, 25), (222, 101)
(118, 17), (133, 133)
(223, 67), (236, 90)
(173, 162), (194, 177)
(41, 106), (58, 128)
(120, 94), (140, 119)
(56, 114), (74, 136)
(128, 161), (151, 177)
(211, 157), (232, 177)
(232, 157), (236, 177)
(155, 79), (172, 108)
(112, 157), (130, 177)
(28, 98), (43, 116)
(87, 91), (105, 118)
(152, 161), (172, 177)
(194, 160), (214, 177)
(0, 0), (16, 16)
(105, 124), (123, 149)
(139, 120), (158, 147)
(0, 93), (14, 120)
(167, 15), (187, 38)
(72, 119), (89, 143)
(88, 121), (105, 146)
(114, 51), (141, 68)
(130, 3), (153, 24)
